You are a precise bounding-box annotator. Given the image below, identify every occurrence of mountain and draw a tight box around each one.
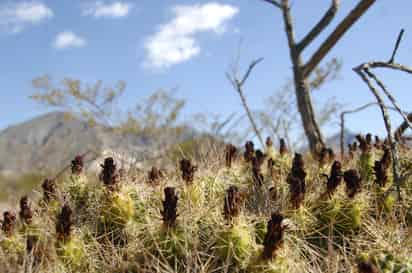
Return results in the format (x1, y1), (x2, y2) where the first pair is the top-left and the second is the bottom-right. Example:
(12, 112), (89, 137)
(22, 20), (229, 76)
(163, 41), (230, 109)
(325, 129), (358, 153)
(0, 112), (195, 176)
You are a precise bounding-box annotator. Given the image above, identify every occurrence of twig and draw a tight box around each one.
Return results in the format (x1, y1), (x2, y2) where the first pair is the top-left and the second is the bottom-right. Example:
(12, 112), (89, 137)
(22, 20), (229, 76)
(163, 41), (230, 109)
(227, 58), (265, 148)
(389, 29), (404, 63)
(304, 0), (376, 77)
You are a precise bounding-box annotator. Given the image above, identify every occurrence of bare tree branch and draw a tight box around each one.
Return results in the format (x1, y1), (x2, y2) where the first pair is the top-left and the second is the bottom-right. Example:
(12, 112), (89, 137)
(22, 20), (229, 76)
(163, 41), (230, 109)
(361, 62), (412, 75)
(354, 66), (401, 198)
(227, 58), (265, 148)
(260, 0), (282, 9)
(304, 0), (376, 77)
(363, 69), (412, 132)
(394, 113), (412, 141)
(296, 0), (340, 53)
(389, 29), (405, 63)
(239, 58), (264, 86)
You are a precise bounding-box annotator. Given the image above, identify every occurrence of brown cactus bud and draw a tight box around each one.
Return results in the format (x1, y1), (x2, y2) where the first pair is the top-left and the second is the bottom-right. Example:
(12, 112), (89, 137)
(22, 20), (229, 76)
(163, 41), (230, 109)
(356, 135), (371, 154)
(71, 155), (84, 175)
(1, 211), (16, 237)
(328, 148), (335, 161)
(279, 138), (288, 156)
(357, 261), (379, 273)
(223, 186), (242, 223)
(374, 136), (383, 149)
(42, 178), (57, 203)
(147, 166), (164, 186)
(323, 161), (343, 198)
(19, 196), (33, 225)
(100, 157), (119, 191)
(225, 144), (238, 168)
(366, 133), (373, 145)
(319, 147), (335, 166)
(252, 150), (266, 186)
(266, 137), (273, 147)
(343, 169), (362, 198)
(26, 235), (38, 254)
(262, 213), (285, 260)
(319, 147), (329, 165)
(244, 141), (255, 162)
(267, 158), (275, 179)
(56, 204), (73, 242)
(161, 187), (178, 228)
(373, 148), (391, 187)
(348, 144), (355, 159)
(179, 158), (197, 184)
(287, 153), (306, 209)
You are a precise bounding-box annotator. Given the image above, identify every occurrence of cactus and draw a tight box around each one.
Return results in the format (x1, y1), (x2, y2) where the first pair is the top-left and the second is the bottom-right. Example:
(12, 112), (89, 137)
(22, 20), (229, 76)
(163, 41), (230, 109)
(55, 204), (86, 269)
(225, 144), (238, 169)
(248, 214), (288, 273)
(321, 161), (343, 199)
(216, 186), (253, 267)
(265, 137), (277, 161)
(343, 169), (362, 199)
(357, 134), (375, 182)
(147, 166), (164, 186)
(287, 154), (306, 209)
(68, 155), (89, 208)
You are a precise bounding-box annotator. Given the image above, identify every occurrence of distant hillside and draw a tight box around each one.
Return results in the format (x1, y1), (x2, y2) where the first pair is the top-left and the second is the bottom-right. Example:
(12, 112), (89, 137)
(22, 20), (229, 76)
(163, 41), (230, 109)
(0, 112), (195, 176)
(325, 130), (358, 152)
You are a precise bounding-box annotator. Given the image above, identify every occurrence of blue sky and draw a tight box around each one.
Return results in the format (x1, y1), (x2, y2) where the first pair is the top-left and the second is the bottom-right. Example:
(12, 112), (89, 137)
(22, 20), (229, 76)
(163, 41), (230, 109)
(1, 0), (412, 139)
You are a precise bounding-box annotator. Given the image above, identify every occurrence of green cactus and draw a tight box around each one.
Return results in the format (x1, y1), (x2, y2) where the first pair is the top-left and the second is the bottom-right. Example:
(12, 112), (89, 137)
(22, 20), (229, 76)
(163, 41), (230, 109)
(358, 152), (375, 182)
(215, 222), (254, 267)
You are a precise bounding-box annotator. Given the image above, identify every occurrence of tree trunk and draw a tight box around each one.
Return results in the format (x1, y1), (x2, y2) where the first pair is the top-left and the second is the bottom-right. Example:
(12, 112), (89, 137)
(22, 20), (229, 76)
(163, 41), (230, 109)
(281, 2), (325, 154)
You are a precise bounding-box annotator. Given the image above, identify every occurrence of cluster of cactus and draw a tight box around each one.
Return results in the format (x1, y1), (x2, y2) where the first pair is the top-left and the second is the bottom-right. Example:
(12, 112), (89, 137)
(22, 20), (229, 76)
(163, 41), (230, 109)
(0, 134), (411, 273)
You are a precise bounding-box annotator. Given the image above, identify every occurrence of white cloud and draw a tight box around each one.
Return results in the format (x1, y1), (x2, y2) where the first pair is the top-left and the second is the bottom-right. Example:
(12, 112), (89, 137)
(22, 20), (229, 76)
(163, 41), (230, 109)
(0, 1), (53, 33)
(53, 31), (87, 49)
(143, 2), (239, 69)
(82, 1), (133, 18)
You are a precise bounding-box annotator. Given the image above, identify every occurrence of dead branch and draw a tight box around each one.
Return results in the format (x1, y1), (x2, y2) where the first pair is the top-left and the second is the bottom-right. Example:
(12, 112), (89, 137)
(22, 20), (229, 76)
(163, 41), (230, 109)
(227, 58), (265, 147)
(296, 0), (340, 53)
(354, 67), (401, 197)
(360, 62), (412, 75)
(259, 0), (375, 154)
(394, 113), (412, 141)
(261, 0), (282, 9)
(304, 0), (376, 77)
(363, 69), (412, 132)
